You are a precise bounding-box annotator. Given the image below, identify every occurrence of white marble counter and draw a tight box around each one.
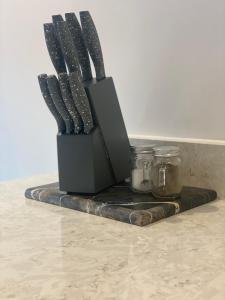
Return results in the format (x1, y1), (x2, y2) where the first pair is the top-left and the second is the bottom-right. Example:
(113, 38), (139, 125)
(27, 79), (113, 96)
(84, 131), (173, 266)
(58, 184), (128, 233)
(0, 175), (225, 300)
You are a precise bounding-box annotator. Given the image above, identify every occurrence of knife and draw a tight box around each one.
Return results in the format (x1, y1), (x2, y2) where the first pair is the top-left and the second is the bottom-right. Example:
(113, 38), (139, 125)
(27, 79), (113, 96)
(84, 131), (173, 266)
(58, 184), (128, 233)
(55, 21), (81, 77)
(38, 74), (66, 134)
(47, 75), (74, 134)
(65, 12), (92, 82)
(58, 72), (83, 134)
(69, 71), (94, 134)
(43, 23), (67, 74)
(79, 11), (106, 81)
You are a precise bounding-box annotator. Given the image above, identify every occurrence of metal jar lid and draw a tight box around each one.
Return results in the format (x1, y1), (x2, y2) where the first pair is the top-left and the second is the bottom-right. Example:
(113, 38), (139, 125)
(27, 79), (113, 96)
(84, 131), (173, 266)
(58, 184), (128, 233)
(130, 144), (155, 154)
(153, 146), (180, 157)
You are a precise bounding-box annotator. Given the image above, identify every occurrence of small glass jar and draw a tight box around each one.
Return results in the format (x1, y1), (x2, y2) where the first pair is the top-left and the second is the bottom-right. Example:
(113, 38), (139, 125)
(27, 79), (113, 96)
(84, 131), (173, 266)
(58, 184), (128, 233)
(130, 145), (155, 193)
(152, 146), (182, 198)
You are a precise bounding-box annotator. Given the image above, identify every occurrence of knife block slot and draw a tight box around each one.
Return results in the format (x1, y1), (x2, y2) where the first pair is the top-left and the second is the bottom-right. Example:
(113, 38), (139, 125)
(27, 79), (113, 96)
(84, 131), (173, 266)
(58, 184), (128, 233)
(57, 127), (115, 194)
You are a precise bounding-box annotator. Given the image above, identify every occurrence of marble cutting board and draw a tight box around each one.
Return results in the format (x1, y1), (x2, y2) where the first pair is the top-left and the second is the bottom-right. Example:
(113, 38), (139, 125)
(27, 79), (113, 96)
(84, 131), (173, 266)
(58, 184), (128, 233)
(25, 183), (217, 226)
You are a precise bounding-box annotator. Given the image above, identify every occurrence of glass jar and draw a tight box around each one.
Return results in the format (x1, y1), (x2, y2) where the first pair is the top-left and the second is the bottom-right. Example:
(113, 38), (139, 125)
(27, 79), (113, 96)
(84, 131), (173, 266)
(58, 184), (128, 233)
(152, 146), (182, 198)
(130, 145), (155, 193)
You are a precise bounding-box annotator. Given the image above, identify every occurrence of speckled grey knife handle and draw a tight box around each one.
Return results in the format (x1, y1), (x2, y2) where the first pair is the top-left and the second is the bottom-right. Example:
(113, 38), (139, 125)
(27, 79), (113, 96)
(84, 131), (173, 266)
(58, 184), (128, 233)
(69, 72), (94, 134)
(55, 21), (81, 77)
(58, 73), (83, 134)
(47, 75), (74, 134)
(44, 23), (67, 74)
(65, 12), (92, 82)
(52, 14), (64, 27)
(38, 74), (66, 134)
(80, 11), (105, 81)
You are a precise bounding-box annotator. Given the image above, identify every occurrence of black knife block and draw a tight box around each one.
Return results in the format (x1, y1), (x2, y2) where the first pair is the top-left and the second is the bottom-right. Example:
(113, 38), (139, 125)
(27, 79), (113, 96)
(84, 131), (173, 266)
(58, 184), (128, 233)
(57, 77), (131, 194)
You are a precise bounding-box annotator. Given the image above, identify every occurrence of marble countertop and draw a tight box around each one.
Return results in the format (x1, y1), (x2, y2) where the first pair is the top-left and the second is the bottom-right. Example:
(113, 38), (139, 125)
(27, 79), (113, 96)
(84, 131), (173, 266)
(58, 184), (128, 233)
(1, 174), (225, 300)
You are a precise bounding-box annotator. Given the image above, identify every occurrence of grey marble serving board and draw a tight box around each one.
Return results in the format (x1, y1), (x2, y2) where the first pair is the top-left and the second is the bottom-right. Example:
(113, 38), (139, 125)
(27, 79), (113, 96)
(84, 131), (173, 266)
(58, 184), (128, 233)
(25, 183), (217, 226)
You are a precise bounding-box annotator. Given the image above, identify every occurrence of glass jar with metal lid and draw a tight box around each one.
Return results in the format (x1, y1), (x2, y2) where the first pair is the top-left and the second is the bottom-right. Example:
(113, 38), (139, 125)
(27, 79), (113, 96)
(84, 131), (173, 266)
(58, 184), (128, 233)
(152, 146), (182, 198)
(130, 145), (155, 193)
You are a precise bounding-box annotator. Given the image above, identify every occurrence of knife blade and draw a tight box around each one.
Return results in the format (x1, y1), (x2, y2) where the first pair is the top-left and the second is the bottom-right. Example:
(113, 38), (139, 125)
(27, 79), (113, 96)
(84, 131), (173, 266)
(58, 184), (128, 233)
(38, 74), (66, 134)
(55, 21), (81, 77)
(47, 75), (74, 134)
(44, 23), (67, 74)
(65, 12), (92, 82)
(58, 72), (83, 134)
(69, 71), (94, 134)
(79, 11), (106, 81)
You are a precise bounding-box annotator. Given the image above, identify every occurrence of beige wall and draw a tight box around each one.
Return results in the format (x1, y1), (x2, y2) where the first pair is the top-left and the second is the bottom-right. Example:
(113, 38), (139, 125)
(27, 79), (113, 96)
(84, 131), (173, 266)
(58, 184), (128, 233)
(1, 0), (225, 180)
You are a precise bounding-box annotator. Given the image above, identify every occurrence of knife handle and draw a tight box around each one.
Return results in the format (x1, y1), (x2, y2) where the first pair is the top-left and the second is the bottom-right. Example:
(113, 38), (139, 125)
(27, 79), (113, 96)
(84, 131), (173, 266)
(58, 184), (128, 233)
(47, 75), (74, 134)
(55, 21), (81, 77)
(65, 12), (92, 82)
(58, 73), (83, 134)
(69, 72), (94, 134)
(38, 74), (66, 134)
(80, 11), (106, 81)
(52, 14), (64, 27)
(44, 23), (67, 74)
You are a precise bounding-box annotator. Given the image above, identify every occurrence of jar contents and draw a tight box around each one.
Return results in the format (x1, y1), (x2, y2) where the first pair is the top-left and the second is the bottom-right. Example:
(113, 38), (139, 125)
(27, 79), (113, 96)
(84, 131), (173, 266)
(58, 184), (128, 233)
(152, 146), (182, 198)
(130, 145), (155, 193)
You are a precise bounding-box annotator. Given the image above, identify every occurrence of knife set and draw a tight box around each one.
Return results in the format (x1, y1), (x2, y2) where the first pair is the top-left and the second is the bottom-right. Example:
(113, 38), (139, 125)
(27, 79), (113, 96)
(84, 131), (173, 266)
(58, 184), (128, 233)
(38, 11), (130, 194)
